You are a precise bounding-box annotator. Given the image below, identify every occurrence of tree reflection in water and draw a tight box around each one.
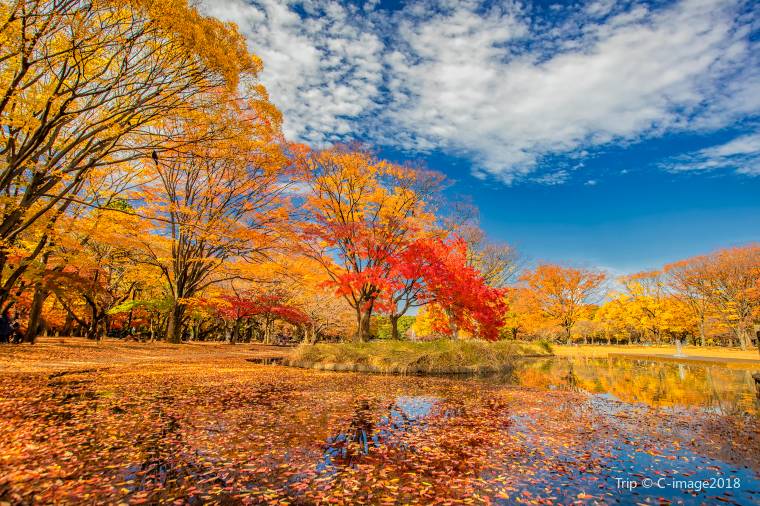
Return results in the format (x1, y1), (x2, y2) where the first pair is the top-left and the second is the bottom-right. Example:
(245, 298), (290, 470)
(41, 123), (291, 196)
(320, 396), (438, 470)
(511, 357), (760, 416)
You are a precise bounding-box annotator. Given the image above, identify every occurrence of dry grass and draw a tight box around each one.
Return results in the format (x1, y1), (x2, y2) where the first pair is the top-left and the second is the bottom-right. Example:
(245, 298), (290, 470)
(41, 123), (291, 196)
(288, 339), (553, 374)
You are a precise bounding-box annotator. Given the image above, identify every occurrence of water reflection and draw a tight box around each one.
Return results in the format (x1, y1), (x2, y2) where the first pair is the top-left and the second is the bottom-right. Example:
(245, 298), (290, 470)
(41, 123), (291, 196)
(12, 361), (758, 504)
(508, 357), (760, 416)
(314, 379), (760, 504)
(320, 396), (438, 470)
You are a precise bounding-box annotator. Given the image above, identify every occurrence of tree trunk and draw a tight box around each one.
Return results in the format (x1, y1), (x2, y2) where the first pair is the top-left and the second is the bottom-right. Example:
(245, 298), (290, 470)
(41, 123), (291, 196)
(26, 285), (50, 344)
(230, 318), (240, 344)
(310, 323), (319, 344)
(733, 327), (747, 350)
(63, 312), (74, 337)
(355, 307), (372, 342)
(439, 308), (458, 339)
(166, 303), (185, 344)
(86, 304), (100, 341)
(354, 310), (362, 342)
(362, 308), (372, 339)
(390, 315), (400, 340)
(301, 324), (313, 344)
(698, 317), (706, 347)
(448, 311), (459, 340)
(737, 327), (749, 351)
(127, 310), (134, 338)
(263, 318), (274, 345)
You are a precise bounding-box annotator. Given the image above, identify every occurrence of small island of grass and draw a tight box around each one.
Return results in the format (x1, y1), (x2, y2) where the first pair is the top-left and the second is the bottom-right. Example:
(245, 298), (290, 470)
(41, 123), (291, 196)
(287, 339), (553, 375)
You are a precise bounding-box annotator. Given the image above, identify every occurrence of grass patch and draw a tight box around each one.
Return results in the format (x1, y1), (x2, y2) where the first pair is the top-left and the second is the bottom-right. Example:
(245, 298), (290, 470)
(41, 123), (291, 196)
(288, 339), (553, 375)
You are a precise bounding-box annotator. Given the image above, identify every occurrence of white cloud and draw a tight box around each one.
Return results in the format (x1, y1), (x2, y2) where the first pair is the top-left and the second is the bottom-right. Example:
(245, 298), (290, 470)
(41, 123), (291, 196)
(383, 0), (758, 182)
(532, 170), (570, 185)
(200, 0), (384, 145)
(585, 179), (598, 186)
(663, 131), (760, 175)
(585, 0), (616, 18)
(200, 0), (760, 184)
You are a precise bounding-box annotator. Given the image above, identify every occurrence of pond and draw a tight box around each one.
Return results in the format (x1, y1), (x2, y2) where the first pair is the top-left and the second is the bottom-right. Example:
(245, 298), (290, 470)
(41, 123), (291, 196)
(295, 357), (760, 504)
(1, 353), (759, 504)
(507, 356), (760, 417)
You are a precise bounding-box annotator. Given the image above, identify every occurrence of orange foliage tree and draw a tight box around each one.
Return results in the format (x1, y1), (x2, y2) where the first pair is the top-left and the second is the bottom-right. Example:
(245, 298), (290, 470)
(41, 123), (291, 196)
(665, 255), (714, 346)
(519, 264), (606, 343)
(618, 270), (693, 344)
(296, 146), (442, 341)
(132, 93), (286, 343)
(0, 0), (257, 310)
(699, 245), (760, 351)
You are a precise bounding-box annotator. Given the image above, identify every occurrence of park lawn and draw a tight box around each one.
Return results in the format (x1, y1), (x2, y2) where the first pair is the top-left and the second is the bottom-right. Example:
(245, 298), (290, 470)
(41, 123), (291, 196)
(554, 343), (760, 361)
(0, 337), (290, 373)
(288, 339), (553, 374)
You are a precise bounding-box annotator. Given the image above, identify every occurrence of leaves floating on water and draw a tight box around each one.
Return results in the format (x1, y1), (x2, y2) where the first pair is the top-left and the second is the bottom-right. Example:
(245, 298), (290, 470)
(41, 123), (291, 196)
(0, 345), (759, 504)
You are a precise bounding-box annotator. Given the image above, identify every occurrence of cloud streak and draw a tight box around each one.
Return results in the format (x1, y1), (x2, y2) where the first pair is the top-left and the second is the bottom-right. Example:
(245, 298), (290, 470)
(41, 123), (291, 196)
(663, 131), (760, 175)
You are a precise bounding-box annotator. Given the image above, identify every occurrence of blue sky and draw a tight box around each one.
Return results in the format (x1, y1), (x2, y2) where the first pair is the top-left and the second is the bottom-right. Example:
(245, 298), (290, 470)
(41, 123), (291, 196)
(200, 0), (760, 275)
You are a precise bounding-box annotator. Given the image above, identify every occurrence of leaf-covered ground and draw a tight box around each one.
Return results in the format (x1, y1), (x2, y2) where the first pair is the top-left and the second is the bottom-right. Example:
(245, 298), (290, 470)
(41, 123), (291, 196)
(1, 339), (759, 505)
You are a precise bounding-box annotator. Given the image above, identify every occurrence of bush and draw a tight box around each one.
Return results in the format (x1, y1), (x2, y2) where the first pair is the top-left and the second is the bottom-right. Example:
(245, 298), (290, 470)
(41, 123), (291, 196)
(288, 339), (552, 375)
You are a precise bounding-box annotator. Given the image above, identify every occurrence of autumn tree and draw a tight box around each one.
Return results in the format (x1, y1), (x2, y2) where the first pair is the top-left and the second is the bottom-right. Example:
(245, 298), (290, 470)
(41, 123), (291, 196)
(470, 240), (521, 288)
(665, 255), (713, 346)
(519, 264), (606, 344)
(133, 94), (285, 343)
(274, 255), (356, 343)
(43, 205), (155, 340)
(0, 0), (258, 310)
(408, 236), (507, 340)
(380, 237), (441, 340)
(297, 146), (442, 342)
(210, 290), (303, 345)
(502, 287), (540, 340)
(618, 270), (692, 344)
(700, 245), (760, 351)
(594, 296), (639, 344)
(442, 200), (521, 288)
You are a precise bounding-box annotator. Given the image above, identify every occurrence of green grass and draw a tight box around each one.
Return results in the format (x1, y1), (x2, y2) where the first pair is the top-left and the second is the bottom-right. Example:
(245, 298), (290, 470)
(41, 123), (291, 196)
(288, 339), (553, 375)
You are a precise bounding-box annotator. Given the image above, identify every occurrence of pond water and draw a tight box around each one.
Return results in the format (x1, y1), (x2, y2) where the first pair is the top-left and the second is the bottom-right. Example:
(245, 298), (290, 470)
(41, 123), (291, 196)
(299, 357), (760, 504)
(507, 356), (760, 417)
(3, 354), (760, 504)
